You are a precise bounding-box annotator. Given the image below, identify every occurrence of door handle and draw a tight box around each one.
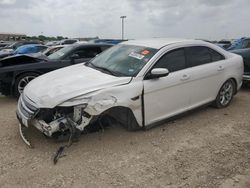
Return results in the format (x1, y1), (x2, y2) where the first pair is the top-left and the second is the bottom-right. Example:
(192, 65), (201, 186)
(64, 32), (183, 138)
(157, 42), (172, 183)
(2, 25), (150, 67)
(180, 74), (190, 81)
(217, 66), (224, 71)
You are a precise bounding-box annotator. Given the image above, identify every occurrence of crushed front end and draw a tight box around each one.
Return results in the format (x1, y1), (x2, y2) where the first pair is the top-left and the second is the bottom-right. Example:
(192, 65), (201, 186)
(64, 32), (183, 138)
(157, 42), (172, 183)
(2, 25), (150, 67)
(16, 94), (93, 146)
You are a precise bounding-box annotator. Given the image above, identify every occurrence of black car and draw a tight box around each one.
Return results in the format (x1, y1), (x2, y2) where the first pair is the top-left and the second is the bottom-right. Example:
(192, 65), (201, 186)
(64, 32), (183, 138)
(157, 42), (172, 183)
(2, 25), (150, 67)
(0, 43), (113, 97)
(230, 48), (250, 85)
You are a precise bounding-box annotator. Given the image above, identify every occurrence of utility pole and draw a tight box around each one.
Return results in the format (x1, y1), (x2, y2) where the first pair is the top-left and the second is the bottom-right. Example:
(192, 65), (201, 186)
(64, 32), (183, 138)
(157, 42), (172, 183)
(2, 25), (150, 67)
(120, 16), (127, 40)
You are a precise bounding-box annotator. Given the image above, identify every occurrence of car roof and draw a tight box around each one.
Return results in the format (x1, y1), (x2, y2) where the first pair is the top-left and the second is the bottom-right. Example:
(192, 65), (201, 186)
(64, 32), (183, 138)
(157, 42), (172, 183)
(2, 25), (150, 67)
(122, 38), (198, 49)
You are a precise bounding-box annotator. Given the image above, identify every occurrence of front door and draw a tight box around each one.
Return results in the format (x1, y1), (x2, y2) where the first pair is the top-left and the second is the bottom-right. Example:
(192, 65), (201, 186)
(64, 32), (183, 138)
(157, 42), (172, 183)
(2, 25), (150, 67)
(143, 48), (192, 126)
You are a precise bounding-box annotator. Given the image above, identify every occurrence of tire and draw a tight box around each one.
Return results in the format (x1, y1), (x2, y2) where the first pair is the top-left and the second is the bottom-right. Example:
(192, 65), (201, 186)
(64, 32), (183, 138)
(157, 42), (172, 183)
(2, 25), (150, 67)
(213, 79), (236, 108)
(14, 73), (39, 98)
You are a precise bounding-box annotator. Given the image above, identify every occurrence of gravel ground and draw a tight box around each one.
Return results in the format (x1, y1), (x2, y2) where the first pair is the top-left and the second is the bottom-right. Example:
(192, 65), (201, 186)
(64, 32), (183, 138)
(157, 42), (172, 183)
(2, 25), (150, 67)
(0, 89), (250, 188)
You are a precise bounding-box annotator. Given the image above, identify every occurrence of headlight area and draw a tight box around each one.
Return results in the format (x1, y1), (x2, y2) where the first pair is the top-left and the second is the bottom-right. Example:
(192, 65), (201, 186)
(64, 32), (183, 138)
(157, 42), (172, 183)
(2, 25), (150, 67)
(34, 104), (92, 139)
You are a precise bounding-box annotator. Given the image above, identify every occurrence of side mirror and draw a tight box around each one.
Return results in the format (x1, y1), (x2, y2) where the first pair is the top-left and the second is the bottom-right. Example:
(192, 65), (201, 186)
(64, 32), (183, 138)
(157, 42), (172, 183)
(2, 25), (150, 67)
(70, 54), (80, 63)
(146, 68), (169, 79)
(70, 54), (79, 59)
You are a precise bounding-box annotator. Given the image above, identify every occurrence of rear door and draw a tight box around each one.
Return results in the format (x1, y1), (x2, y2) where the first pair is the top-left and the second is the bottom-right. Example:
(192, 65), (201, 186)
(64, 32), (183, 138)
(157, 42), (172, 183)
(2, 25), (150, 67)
(185, 46), (226, 108)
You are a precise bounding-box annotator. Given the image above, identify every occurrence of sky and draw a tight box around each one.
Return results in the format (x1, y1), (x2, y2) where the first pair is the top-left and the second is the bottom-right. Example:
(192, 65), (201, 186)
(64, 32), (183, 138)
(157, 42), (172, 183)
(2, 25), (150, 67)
(0, 0), (250, 40)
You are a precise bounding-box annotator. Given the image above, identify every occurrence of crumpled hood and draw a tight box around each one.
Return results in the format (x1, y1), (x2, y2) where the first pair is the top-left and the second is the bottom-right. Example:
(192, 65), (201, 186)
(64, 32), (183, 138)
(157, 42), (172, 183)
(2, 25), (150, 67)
(24, 63), (132, 108)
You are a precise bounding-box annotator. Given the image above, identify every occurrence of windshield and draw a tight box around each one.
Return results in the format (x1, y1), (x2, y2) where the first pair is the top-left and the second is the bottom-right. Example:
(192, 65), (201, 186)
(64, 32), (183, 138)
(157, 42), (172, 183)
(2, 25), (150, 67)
(89, 44), (158, 77)
(47, 45), (74, 60)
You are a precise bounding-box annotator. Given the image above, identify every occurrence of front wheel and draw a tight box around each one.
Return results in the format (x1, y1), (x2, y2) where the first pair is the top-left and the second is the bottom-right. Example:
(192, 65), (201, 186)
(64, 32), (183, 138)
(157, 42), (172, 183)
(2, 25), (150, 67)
(213, 79), (235, 108)
(14, 73), (39, 98)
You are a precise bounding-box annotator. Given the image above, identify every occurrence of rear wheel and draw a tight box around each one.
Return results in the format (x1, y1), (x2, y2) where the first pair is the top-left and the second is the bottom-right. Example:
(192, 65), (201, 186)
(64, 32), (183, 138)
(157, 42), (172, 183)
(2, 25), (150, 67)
(14, 73), (39, 98)
(213, 79), (235, 108)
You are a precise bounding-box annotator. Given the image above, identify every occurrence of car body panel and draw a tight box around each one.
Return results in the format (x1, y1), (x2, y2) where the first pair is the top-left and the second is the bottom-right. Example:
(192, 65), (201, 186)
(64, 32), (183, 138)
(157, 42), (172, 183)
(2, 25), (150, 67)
(143, 68), (192, 125)
(230, 48), (250, 81)
(141, 42), (243, 125)
(24, 63), (132, 108)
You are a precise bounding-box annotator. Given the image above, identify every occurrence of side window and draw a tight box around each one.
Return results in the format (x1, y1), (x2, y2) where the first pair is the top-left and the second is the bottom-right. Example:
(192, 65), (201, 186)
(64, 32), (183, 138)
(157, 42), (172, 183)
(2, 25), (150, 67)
(47, 47), (62, 56)
(186, 46), (211, 67)
(209, 48), (225, 61)
(245, 40), (250, 48)
(154, 48), (186, 72)
(72, 47), (102, 59)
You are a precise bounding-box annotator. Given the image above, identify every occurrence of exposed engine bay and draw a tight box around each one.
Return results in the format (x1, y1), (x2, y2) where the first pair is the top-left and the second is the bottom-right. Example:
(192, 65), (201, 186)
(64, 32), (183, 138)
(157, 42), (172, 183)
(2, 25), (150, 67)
(34, 105), (92, 138)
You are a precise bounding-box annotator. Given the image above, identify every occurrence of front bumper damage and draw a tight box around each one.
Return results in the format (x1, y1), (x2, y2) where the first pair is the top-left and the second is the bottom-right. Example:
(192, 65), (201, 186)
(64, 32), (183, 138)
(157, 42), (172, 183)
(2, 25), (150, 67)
(16, 95), (38, 147)
(16, 94), (92, 147)
(18, 122), (33, 148)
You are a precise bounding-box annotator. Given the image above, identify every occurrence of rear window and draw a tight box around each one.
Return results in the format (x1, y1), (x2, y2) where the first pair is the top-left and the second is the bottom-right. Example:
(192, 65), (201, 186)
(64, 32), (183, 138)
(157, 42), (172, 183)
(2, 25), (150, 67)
(186, 46), (211, 67)
(186, 46), (225, 67)
(209, 49), (225, 61)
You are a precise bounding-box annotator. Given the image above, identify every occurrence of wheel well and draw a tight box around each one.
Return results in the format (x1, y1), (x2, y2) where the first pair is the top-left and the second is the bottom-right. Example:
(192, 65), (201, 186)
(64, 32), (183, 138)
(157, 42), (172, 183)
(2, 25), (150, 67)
(14, 71), (41, 81)
(97, 106), (141, 131)
(11, 71), (41, 95)
(229, 78), (237, 94)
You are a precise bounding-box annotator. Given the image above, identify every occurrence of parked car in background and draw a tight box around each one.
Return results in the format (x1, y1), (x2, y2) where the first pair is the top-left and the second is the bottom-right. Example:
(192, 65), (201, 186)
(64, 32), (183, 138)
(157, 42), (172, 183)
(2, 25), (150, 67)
(0, 41), (13, 48)
(214, 40), (232, 49)
(57, 39), (79, 45)
(230, 48), (250, 84)
(0, 43), (113, 97)
(75, 41), (89, 44)
(45, 41), (59, 46)
(227, 37), (250, 50)
(90, 39), (128, 45)
(16, 38), (243, 146)
(0, 41), (41, 52)
(14, 44), (47, 55)
(0, 44), (48, 59)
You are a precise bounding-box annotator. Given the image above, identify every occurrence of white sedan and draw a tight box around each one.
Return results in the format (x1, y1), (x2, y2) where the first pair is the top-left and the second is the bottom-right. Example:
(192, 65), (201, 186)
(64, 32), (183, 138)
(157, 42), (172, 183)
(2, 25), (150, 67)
(16, 38), (243, 146)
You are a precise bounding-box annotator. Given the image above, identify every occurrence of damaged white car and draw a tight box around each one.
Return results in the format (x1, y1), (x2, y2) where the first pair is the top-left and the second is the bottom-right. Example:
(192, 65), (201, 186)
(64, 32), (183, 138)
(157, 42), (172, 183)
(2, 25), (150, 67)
(17, 38), (243, 147)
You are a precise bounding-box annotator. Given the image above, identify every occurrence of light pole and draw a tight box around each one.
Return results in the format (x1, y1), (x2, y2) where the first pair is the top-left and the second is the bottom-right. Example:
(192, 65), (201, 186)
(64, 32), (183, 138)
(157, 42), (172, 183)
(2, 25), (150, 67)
(120, 16), (127, 40)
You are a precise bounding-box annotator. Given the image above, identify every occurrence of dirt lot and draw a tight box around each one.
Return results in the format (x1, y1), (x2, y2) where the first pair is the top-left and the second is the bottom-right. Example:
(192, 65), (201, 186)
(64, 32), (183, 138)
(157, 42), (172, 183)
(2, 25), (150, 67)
(0, 89), (250, 188)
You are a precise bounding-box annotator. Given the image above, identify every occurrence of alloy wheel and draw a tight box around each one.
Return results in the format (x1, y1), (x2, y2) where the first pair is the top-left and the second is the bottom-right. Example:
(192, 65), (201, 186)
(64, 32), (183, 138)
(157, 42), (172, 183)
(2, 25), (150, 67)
(17, 75), (36, 94)
(219, 81), (234, 106)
